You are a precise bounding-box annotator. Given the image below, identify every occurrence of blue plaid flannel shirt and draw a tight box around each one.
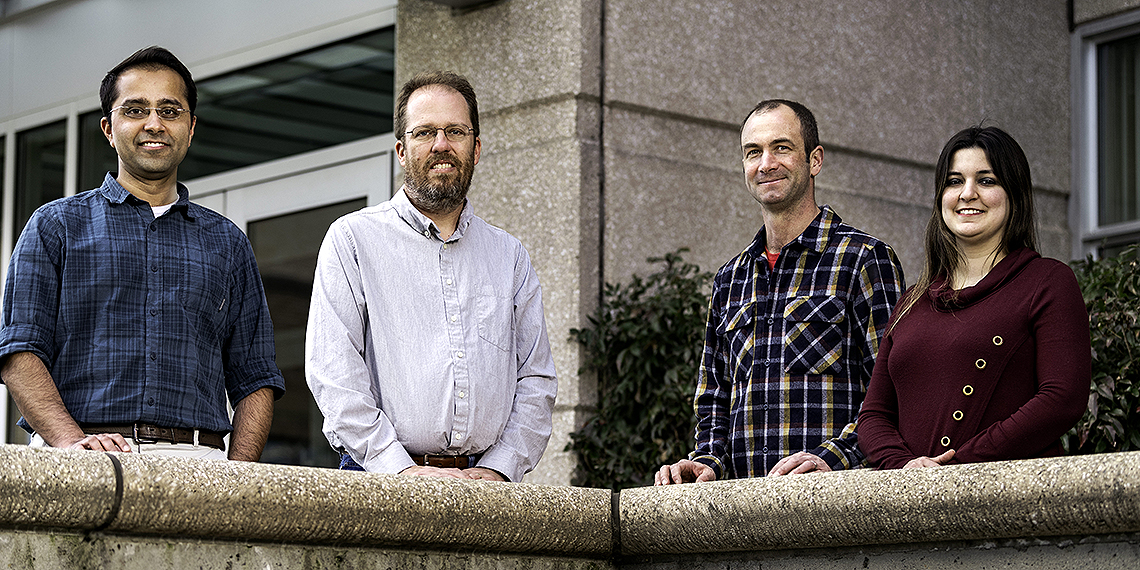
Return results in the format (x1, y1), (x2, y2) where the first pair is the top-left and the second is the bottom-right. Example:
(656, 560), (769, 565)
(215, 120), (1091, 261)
(690, 206), (905, 478)
(0, 174), (284, 434)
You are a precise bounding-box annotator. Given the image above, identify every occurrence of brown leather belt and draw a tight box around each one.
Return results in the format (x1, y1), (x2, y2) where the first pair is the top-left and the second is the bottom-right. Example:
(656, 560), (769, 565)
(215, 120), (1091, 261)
(411, 454), (480, 468)
(81, 423), (226, 451)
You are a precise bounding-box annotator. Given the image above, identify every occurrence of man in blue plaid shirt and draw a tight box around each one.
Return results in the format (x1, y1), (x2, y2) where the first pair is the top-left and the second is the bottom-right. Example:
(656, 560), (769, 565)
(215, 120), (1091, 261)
(655, 100), (905, 483)
(0, 47), (283, 461)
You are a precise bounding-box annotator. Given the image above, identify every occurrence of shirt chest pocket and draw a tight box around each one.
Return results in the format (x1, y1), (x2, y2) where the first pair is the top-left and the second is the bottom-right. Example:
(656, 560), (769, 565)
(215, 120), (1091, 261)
(783, 295), (846, 376)
(476, 290), (513, 353)
(715, 301), (757, 377)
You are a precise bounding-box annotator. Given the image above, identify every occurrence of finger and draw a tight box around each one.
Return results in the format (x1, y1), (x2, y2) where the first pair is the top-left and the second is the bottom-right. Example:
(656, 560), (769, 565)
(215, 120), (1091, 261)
(935, 449), (956, 463)
(695, 467), (716, 483)
(669, 463), (685, 484)
(791, 459), (818, 474)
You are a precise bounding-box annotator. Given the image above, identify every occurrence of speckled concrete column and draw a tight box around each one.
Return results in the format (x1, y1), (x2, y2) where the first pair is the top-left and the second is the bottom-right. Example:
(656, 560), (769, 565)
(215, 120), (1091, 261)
(104, 452), (613, 554)
(619, 452), (1140, 555)
(0, 445), (117, 530)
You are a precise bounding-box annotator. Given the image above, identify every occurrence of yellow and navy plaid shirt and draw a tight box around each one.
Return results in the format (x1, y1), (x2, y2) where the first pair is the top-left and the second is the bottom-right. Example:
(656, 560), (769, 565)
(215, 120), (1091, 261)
(690, 206), (905, 478)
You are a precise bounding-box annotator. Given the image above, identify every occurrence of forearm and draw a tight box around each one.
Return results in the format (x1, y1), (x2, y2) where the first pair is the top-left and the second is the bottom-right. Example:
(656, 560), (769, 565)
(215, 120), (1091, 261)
(2, 352), (85, 447)
(228, 387), (275, 461)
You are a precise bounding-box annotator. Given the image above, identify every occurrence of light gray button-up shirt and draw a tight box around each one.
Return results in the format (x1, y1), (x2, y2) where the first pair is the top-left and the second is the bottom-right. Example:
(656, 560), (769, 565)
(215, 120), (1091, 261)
(305, 188), (557, 482)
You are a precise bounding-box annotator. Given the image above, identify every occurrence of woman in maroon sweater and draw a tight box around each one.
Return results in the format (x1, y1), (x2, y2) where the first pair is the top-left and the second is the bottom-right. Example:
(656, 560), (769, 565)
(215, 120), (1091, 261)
(857, 126), (1091, 470)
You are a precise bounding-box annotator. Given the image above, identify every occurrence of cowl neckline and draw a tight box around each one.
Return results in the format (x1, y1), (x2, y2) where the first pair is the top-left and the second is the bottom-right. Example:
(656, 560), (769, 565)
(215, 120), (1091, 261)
(929, 247), (1040, 311)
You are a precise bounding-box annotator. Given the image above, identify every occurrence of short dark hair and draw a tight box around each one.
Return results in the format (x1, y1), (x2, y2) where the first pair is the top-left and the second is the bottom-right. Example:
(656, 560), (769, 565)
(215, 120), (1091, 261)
(393, 71), (479, 139)
(100, 46), (197, 120)
(740, 99), (820, 159)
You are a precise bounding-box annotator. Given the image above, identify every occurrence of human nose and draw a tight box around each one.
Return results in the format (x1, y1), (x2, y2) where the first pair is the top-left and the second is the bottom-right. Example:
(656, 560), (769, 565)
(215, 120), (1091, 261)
(757, 151), (778, 172)
(959, 179), (979, 200)
(430, 129), (454, 152)
(143, 109), (166, 132)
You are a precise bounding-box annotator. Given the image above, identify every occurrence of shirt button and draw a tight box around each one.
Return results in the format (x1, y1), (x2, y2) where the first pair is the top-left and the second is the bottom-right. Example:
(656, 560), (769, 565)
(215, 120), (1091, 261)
(149, 225), (157, 232)
(450, 315), (458, 322)
(150, 308), (158, 316)
(963, 385), (974, 396)
(953, 410), (964, 421)
(443, 244), (449, 250)
(458, 391), (466, 399)
(446, 279), (453, 285)
(151, 264), (159, 272)
(423, 230), (430, 237)
(454, 432), (464, 441)
(762, 446), (768, 453)
(456, 351), (464, 358)
(941, 436), (951, 447)
(975, 358), (986, 369)
(147, 397), (155, 406)
(992, 335), (1003, 346)
(150, 352), (157, 361)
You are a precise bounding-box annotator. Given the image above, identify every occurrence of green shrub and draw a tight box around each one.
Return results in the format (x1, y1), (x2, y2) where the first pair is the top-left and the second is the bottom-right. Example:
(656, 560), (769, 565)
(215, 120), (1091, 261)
(567, 249), (711, 490)
(1063, 245), (1140, 454)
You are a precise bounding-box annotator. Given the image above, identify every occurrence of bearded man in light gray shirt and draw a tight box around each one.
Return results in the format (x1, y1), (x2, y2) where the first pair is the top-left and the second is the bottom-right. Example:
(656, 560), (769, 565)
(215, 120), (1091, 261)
(305, 71), (557, 482)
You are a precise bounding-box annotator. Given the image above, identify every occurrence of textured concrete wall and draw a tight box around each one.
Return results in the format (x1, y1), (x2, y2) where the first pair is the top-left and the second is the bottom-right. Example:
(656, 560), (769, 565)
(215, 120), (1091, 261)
(2, 445), (1139, 569)
(1075, 0), (1140, 24)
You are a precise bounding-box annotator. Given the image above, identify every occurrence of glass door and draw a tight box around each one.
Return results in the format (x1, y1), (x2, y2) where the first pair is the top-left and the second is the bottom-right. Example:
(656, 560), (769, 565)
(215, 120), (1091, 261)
(204, 145), (393, 467)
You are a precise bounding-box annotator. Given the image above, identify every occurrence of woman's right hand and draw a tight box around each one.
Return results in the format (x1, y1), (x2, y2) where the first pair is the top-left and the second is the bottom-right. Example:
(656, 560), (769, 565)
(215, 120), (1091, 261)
(902, 449), (955, 469)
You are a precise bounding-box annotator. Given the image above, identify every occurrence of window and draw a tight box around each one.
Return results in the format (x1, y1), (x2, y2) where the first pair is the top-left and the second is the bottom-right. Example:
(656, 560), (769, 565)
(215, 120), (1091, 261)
(1075, 11), (1140, 257)
(15, 121), (66, 244)
(182, 28), (394, 181)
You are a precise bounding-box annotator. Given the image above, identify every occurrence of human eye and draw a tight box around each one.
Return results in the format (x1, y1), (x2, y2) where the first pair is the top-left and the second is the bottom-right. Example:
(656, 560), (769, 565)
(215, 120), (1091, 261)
(743, 148), (760, 160)
(122, 106), (148, 119)
(979, 176), (1000, 186)
(156, 107), (182, 120)
(445, 127), (469, 140)
(945, 176), (963, 186)
(410, 127), (434, 141)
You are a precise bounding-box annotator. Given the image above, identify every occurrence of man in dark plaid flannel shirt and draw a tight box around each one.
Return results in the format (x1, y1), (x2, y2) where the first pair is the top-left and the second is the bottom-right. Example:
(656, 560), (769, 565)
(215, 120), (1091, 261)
(655, 100), (905, 484)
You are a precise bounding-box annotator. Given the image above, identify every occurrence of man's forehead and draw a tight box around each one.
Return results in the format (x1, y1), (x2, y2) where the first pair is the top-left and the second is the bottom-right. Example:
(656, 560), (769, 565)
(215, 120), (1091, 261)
(408, 85), (469, 118)
(114, 66), (188, 104)
(741, 107), (802, 146)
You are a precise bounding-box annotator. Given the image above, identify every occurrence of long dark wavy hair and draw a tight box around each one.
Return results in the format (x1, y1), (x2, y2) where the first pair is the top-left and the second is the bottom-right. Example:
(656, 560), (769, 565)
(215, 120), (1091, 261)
(889, 125), (1038, 332)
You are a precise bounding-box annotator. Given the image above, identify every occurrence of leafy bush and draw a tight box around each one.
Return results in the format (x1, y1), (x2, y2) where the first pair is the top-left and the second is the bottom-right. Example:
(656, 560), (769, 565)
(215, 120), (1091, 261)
(567, 249), (711, 490)
(1063, 245), (1140, 454)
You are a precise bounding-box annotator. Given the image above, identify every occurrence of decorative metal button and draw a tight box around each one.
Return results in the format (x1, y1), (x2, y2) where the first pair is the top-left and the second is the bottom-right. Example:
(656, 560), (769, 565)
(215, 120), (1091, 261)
(993, 335), (1003, 346)
(963, 385), (974, 396)
(941, 436), (951, 447)
(953, 410), (964, 421)
(975, 358), (986, 369)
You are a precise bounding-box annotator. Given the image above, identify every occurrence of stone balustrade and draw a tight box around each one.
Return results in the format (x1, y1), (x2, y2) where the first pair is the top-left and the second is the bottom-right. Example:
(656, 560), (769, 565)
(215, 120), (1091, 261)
(2, 444), (1138, 569)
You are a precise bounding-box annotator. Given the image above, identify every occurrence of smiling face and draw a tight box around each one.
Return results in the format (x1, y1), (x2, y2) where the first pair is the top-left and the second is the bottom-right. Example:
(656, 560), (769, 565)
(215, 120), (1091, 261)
(740, 104), (822, 213)
(941, 147), (1009, 253)
(395, 85), (481, 215)
(100, 66), (195, 190)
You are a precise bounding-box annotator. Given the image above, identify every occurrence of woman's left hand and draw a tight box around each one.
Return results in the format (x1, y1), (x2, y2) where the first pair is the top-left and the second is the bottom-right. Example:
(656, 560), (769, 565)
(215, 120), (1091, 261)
(902, 449), (955, 469)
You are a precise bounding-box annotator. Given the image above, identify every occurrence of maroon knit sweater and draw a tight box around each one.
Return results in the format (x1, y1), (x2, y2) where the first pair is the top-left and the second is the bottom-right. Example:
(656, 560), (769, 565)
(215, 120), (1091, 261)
(857, 248), (1091, 469)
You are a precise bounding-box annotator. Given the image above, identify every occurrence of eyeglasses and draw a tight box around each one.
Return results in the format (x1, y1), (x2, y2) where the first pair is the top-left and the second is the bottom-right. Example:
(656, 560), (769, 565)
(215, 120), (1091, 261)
(405, 125), (475, 144)
(111, 106), (191, 121)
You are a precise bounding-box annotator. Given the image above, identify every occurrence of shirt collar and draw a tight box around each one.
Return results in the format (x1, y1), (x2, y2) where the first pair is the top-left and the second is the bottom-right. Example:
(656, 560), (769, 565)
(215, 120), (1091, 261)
(391, 186), (473, 241)
(747, 205), (841, 259)
(98, 173), (195, 219)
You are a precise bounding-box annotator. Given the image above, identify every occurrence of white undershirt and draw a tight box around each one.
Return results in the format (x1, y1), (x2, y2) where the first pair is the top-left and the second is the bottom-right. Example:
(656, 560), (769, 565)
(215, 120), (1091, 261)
(152, 203), (174, 218)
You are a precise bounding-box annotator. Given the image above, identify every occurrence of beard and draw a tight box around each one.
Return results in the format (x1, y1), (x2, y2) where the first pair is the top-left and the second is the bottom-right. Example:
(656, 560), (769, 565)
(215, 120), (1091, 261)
(403, 149), (476, 215)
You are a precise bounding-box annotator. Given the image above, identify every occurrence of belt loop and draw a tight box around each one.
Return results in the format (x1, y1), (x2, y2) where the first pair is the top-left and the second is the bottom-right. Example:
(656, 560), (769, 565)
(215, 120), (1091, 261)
(132, 423), (140, 447)
(193, 429), (200, 447)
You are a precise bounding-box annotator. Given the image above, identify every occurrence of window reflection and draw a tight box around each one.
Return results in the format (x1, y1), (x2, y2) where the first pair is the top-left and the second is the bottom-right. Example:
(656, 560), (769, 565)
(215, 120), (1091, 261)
(247, 198), (367, 467)
(15, 121), (66, 245)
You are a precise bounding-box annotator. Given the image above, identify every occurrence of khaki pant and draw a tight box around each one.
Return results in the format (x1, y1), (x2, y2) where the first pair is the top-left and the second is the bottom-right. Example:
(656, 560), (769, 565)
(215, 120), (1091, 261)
(28, 433), (227, 461)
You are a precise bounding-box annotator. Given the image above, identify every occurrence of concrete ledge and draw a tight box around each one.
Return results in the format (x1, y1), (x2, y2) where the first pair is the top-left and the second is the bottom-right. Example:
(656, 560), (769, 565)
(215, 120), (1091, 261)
(0, 445), (612, 555)
(619, 452), (1140, 555)
(4, 444), (1139, 568)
